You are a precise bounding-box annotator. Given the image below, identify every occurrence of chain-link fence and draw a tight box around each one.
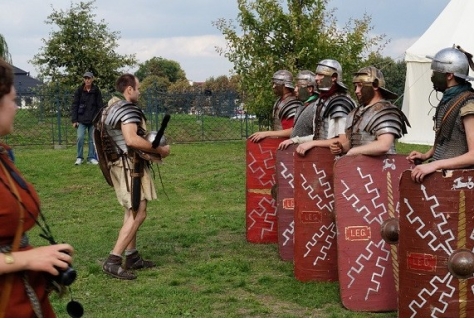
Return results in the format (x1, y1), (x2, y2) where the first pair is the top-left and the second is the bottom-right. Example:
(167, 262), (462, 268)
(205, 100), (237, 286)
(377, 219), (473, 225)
(1, 87), (267, 147)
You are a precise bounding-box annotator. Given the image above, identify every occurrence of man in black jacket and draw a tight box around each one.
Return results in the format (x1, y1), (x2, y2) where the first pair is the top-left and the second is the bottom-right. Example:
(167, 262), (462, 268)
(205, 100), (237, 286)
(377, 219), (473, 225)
(71, 71), (103, 165)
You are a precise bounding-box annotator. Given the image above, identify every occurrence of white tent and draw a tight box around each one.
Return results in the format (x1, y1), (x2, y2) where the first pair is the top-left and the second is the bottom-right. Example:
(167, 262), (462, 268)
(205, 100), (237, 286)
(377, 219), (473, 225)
(400, 0), (474, 145)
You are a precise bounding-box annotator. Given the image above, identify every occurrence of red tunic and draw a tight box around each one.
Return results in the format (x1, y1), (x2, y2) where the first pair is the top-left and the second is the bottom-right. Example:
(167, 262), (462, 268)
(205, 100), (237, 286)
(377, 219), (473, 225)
(281, 117), (294, 130)
(0, 143), (55, 317)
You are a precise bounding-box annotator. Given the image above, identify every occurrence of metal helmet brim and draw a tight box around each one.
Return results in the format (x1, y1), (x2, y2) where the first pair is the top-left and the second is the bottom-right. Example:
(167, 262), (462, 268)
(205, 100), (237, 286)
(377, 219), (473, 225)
(427, 45), (474, 81)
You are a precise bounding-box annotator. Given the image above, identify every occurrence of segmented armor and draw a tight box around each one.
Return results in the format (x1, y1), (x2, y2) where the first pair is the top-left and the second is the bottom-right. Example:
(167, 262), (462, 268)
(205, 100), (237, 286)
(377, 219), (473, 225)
(312, 93), (356, 140)
(345, 101), (410, 154)
(272, 94), (301, 130)
(433, 90), (474, 160)
(104, 100), (146, 156)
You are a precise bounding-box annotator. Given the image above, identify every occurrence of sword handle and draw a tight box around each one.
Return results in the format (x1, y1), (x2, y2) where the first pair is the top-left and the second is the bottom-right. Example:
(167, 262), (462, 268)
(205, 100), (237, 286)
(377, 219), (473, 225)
(152, 114), (170, 149)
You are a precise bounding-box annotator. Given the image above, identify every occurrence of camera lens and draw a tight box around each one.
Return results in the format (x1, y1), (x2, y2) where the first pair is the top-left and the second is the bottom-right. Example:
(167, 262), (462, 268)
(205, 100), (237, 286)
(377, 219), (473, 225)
(56, 266), (77, 286)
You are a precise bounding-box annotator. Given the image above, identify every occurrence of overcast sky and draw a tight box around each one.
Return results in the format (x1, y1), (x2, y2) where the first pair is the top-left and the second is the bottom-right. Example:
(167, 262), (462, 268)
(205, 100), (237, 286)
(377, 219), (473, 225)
(0, 0), (450, 82)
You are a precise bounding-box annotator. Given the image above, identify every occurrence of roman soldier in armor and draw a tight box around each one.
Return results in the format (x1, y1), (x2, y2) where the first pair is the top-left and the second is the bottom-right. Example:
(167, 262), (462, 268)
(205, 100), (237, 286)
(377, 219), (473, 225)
(330, 66), (409, 156)
(278, 70), (319, 150)
(293, 59), (357, 155)
(248, 70), (302, 143)
(407, 45), (474, 183)
(98, 74), (170, 280)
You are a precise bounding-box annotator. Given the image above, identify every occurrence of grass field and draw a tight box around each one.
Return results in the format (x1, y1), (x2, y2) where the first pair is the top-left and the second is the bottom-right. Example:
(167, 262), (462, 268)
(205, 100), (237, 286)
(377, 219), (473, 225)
(12, 140), (430, 318)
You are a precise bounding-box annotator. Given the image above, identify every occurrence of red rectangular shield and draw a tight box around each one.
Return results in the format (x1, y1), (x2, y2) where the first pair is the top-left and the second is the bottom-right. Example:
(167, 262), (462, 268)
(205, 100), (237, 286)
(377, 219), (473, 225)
(276, 144), (297, 261)
(246, 138), (285, 243)
(293, 147), (338, 282)
(399, 169), (474, 318)
(333, 154), (412, 312)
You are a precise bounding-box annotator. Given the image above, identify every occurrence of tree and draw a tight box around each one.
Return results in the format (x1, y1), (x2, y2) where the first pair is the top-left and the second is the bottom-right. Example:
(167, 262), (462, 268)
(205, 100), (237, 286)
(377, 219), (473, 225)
(200, 75), (241, 117)
(139, 75), (170, 110)
(365, 53), (406, 108)
(213, 0), (386, 116)
(135, 57), (187, 83)
(30, 0), (136, 93)
(0, 34), (12, 64)
(168, 79), (192, 93)
(141, 75), (171, 93)
(202, 75), (241, 93)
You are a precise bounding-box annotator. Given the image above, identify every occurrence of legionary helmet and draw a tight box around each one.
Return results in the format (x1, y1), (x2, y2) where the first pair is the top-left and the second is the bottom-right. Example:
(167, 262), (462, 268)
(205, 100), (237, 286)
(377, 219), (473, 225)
(272, 70), (294, 89)
(427, 46), (474, 81)
(352, 66), (398, 100)
(140, 131), (167, 163)
(145, 131), (167, 147)
(315, 59), (347, 91)
(295, 70), (316, 88)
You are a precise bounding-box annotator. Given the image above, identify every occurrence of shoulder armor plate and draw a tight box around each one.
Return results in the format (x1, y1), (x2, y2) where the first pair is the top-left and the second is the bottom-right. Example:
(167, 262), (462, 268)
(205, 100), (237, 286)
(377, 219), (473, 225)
(105, 100), (145, 129)
(323, 94), (357, 119)
(357, 101), (410, 138)
(279, 96), (302, 120)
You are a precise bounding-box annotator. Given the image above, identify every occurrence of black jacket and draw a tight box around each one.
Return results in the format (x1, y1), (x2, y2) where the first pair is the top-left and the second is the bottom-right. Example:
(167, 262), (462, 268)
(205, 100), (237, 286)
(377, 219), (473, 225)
(71, 83), (103, 125)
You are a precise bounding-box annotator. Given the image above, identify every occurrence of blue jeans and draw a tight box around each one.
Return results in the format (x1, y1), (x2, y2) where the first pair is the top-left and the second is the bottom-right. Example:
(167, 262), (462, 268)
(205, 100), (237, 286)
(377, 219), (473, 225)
(76, 123), (96, 160)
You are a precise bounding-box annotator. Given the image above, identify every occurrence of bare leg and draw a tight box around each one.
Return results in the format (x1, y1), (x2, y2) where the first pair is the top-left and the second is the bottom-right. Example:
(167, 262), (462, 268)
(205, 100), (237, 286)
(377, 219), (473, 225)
(111, 200), (147, 256)
(103, 200), (153, 278)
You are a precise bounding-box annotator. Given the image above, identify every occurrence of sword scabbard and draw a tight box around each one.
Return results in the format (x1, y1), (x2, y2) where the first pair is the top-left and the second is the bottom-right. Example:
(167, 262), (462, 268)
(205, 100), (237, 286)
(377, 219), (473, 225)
(131, 153), (144, 216)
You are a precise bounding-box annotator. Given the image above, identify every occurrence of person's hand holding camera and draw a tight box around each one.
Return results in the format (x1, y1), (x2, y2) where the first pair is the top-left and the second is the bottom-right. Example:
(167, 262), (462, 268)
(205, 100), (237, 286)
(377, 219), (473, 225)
(4, 243), (74, 276)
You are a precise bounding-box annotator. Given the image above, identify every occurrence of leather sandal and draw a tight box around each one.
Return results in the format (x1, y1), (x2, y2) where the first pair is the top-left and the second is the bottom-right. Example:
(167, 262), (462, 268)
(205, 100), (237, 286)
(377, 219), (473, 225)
(102, 255), (137, 280)
(125, 251), (156, 270)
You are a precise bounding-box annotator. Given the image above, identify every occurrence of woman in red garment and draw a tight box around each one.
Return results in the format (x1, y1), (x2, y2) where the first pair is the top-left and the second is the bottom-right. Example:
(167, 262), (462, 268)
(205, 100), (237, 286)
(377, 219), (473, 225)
(0, 58), (74, 317)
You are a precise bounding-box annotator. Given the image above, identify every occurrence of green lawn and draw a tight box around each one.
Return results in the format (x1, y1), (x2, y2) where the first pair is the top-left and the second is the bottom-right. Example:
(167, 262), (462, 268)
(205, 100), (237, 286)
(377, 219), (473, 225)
(12, 141), (430, 317)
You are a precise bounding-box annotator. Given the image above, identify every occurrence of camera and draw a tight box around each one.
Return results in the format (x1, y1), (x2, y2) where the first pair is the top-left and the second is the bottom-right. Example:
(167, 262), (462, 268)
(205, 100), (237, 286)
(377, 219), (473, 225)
(55, 265), (77, 286)
(78, 103), (86, 115)
(54, 251), (77, 286)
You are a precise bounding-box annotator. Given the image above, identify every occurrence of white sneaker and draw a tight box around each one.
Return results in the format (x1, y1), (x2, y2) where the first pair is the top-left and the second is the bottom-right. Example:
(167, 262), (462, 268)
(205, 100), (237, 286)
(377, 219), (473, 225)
(75, 158), (83, 165)
(88, 159), (99, 165)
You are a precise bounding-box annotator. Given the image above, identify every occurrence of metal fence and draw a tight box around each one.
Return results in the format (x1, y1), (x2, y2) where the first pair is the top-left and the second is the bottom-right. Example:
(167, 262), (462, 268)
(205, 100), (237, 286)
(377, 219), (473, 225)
(1, 88), (265, 147)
